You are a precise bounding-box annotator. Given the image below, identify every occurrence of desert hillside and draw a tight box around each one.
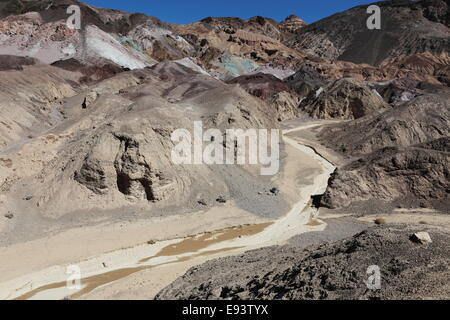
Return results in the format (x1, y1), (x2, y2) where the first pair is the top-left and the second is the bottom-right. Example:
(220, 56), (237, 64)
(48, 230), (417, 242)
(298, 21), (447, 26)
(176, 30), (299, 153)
(0, 0), (448, 301)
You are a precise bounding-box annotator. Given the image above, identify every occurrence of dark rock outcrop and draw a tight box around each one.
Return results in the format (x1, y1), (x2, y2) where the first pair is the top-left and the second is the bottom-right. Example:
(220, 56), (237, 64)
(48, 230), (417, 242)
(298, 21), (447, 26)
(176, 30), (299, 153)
(52, 58), (127, 84)
(287, 0), (450, 66)
(321, 141), (450, 209)
(318, 89), (449, 210)
(0, 54), (37, 71)
(319, 91), (450, 156)
(156, 226), (450, 300)
(227, 73), (293, 100)
(227, 73), (300, 120)
(299, 77), (389, 119)
(285, 64), (327, 96)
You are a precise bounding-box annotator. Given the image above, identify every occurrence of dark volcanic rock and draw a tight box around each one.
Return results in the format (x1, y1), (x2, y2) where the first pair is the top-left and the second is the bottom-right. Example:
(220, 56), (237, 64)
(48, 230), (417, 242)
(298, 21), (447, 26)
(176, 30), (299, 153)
(0, 0), (54, 19)
(227, 73), (301, 121)
(156, 226), (450, 300)
(4, 213), (14, 219)
(227, 73), (292, 100)
(372, 78), (422, 104)
(0, 55), (37, 71)
(285, 64), (327, 96)
(51, 58), (127, 84)
(287, 0), (450, 66)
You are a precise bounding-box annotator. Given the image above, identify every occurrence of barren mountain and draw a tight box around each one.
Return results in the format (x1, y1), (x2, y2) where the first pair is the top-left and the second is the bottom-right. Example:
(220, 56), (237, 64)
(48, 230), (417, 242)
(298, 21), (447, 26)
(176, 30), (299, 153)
(171, 15), (310, 79)
(279, 14), (308, 37)
(380, 52), (450, 86)
(287, 0), (450, 66)
(226, 73), (301, 120)
(316, 89), (449, 210)
(0, 0), (193, 67)
(319, 90), (450, 156)
(299, 77), (389, 120)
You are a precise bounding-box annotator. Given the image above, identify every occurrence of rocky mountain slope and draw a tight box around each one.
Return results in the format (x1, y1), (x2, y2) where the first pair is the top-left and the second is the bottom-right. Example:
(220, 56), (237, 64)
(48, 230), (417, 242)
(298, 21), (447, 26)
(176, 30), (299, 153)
(1, 0), (448, 85)
(0, 61), (284, 225)
(319, 90), (450, 156)
(0, 1), (303, 239)
(288, 0), (450, 66)
(322, 139), (450, 210)
(0, 0), (449, 301)
(317, 88), (449, 210)
(299, 77), (389, 119)
(0, 0), (193, 67)
(226, 73), (301, 121)
(171, 15), (308, 79)
(157, 225), (450, 300)
(0, 62), (77, 149)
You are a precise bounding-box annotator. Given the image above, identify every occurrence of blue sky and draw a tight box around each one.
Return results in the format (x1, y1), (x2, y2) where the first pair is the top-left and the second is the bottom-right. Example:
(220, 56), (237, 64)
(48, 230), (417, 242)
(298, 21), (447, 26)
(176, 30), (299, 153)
(83, 0), (376, 24)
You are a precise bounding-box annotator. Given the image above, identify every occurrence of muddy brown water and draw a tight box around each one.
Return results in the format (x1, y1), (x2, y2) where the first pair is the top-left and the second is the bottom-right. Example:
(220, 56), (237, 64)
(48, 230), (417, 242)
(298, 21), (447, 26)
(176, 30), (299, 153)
(306, 218), (324, 227)
(15, 222), (272, 300)
(140, 222), (272, 263)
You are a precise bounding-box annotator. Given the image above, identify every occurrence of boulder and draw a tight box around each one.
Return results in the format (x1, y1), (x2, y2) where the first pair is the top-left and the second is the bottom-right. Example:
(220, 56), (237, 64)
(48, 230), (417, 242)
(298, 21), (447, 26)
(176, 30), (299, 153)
(410, 232), (433, 244)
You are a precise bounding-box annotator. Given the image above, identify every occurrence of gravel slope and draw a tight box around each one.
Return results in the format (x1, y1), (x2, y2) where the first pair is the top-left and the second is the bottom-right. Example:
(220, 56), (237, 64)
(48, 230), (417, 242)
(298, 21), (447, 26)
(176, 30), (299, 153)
(156, 225), (450, 300)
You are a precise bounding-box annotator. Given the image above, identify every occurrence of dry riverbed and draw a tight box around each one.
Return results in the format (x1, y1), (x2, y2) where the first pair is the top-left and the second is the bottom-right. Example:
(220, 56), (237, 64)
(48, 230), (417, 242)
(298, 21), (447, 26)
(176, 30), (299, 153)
(0, 123), (336, 300)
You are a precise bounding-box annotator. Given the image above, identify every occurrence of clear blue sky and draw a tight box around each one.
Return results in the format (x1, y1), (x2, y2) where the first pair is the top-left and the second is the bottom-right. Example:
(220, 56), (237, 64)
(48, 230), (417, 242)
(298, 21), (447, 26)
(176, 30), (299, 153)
(83, 0), (376, 24)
